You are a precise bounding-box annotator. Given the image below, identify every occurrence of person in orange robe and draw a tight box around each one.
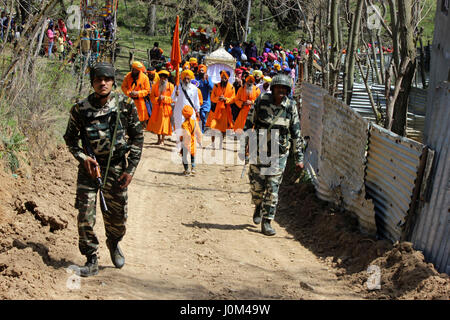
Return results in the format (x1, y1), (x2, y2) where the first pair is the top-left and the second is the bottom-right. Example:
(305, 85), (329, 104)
(180, 105), (202, 175)
(146, 70), (174, 145)
(146, 66), (160, 87)
(206, 70), (235, 149)
(234, 75), (261, 133)
(121, 61), (151, 125)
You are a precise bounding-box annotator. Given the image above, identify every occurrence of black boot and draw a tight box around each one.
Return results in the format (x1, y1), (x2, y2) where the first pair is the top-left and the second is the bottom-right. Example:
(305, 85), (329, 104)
(106, 239), (125, 269)
(261, 218), (276, 236)
(253, 204), (262, 225)
(79, 254), (99, 277)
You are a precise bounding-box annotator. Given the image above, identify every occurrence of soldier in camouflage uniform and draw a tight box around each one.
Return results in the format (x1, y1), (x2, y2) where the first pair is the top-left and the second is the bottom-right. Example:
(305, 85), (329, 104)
(64, 62), (144, 277)
(244, 73), (304, 236)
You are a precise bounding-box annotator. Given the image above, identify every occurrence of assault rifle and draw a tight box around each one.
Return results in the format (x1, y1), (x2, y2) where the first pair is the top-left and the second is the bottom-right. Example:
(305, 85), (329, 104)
(81, 134), (109, 213)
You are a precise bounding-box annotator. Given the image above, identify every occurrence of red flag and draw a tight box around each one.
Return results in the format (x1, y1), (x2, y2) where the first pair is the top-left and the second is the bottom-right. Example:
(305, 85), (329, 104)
(170, 15), (182, 86)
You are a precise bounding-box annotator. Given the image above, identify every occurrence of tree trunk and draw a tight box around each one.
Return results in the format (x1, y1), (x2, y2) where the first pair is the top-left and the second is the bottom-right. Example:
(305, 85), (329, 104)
(364, 0), (382, 85)
(419, 35), (427, 88)
(344, 0), (364, 106)
(377, 32), (386, 83)
(144, 2), (157, 36)
(180, 0), (200, 45)
(259, 0), (263, 50)
(391, 0), (416, 136)
(18, 0), (31, 24)
(58, 0), (66, 17)
(369, 30), (382, 84)
(321, 0), (331, 91)
(388, 0), (401, 73)
(329, 0), (340, 96)
(308, 15), (318, 83)
(244, 0), (251, 42)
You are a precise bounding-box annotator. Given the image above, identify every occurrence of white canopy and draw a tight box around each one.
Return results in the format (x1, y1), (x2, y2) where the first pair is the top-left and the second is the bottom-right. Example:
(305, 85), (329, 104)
(204, 47), (236, 84)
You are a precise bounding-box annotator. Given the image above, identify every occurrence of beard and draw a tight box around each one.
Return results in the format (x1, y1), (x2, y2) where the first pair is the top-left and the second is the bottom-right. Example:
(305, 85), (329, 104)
(159, 79), (167, 95)
(220, 80), (228, 87)
(245, 84), (253, 95)
(181, 80), (192, 91)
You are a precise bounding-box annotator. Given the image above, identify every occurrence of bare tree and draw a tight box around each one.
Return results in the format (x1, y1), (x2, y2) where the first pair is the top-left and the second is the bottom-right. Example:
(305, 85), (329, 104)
(144, 0), (157, 36)
(329, 0), (341, 96)
(389, 0), (417, 135)
(343, 0), (364, 106)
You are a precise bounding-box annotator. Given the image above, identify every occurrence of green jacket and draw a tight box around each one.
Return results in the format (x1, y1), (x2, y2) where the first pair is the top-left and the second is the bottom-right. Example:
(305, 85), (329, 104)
(64, 91), (144, 176)
(244, 93), (303, 165)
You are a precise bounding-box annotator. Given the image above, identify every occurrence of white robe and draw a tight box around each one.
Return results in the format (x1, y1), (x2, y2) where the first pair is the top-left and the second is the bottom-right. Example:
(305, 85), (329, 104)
(171, 84), (201, 135)
(257, 82), (271, 94)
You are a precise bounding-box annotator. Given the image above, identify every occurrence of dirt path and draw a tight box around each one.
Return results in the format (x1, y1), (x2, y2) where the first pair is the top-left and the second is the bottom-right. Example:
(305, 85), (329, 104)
(1, 132), (448, 300)
(55, 132), (361, 299)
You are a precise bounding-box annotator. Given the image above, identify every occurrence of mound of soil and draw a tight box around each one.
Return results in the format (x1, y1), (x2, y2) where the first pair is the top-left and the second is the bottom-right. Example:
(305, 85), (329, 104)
(277, 181), (449, 300)
(0, 146), (80, 299)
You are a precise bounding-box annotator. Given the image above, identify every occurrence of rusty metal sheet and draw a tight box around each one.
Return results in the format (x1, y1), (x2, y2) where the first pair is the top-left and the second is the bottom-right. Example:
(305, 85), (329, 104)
(300, 83), (327, 185)
(317, 95), (376, 234)
(366, 123), (428, 243)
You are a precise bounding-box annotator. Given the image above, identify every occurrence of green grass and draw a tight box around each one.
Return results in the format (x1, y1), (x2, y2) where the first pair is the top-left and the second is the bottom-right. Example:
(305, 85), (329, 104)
(114, 26), (171, 79)
(0, 107), (28, 172)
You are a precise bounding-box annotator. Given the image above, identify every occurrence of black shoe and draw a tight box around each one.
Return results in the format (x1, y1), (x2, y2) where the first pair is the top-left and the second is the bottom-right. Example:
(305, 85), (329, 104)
(106, 239), (125, 269)
(79, 255), (99, 277)
(253, 205), (262, 225)
(262, 219), (276, 236)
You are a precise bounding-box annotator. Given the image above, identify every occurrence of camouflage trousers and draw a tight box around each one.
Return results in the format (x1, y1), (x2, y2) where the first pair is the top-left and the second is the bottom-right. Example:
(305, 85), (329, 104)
(75, 161), (128, 257)
(248, 156), (287, 220)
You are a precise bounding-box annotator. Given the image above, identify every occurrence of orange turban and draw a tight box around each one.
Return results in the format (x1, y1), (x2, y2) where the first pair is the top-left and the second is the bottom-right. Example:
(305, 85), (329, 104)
(182, 105), (194, 118)
(220, 70), (230, 80)
(131, 61), (145, 72)
(181, 69), (195, 81)
(198, 64), (207, 73)
(245, 75), (255, 83)
(183, 61), (191, 70)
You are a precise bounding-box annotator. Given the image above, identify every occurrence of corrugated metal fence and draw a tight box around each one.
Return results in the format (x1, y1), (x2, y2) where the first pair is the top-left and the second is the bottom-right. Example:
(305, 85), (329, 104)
(365, 124), (428, 243)
(299, 83), (326, 185)
(318, 95), (375, 234)
(411, 82), (449, 274)
(336, 83), (427, 143)
(299, 83), (434, 254)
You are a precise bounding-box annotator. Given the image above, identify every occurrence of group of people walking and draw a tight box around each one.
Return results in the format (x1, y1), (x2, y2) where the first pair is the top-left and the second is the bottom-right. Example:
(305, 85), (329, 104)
(63, 36), (305, 277)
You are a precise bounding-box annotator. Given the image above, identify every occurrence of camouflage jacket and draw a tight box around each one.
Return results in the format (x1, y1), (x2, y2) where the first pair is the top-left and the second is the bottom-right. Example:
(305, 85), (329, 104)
(64, 91), (144, 176)
(244, 93), (303, 164)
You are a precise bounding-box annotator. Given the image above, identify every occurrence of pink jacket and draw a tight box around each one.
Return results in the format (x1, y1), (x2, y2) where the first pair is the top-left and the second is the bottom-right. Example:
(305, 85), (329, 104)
(47, 29), (54, 42)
